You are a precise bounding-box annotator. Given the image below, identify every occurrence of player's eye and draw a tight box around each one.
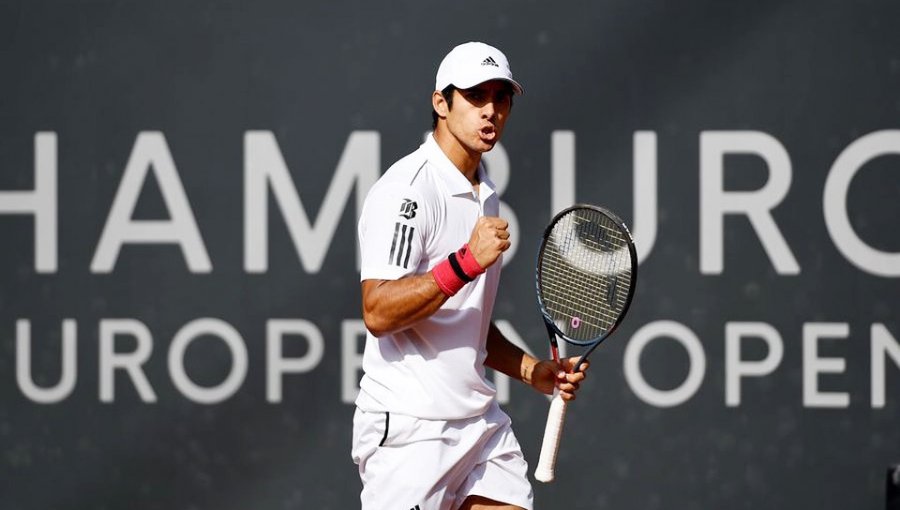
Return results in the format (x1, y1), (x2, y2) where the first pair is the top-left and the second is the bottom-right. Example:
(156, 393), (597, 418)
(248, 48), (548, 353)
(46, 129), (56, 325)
(466, 91), (484, 102)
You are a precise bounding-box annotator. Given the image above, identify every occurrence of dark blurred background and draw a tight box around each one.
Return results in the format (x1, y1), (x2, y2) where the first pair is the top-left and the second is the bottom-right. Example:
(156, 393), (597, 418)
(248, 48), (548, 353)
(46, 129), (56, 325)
(1, 1), (898, 509)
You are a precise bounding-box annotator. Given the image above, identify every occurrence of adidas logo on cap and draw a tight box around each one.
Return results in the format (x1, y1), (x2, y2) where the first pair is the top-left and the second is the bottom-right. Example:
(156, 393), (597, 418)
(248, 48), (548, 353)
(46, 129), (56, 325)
(481, 56), (499, 67)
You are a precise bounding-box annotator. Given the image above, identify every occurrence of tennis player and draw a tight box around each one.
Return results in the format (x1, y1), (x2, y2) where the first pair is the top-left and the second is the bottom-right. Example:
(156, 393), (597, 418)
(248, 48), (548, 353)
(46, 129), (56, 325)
(352, 41), (588, 510)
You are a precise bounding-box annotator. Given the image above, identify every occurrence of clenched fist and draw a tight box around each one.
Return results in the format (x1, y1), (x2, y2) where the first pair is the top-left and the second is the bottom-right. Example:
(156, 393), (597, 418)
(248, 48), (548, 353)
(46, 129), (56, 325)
(467, 216), (510, 269)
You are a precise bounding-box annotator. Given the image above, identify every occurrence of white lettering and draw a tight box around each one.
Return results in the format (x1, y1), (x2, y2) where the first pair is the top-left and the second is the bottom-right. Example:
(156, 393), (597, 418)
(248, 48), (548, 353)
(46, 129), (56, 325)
(266, 319), (324, 403)
(632, 131), (658, 264)
(624, 320), (706, 407)
(244, 131), (379, 273)
(16, 319), (76, 403)
(550, 131), (657, 264)
(168, 318), (247, 404)
(0, 133), (57, 272)
(725, 322), (784, 406)
(803, 322), (849, 408)
(99, 319), (157, 402)
(871, 323), (900, 408)
(823, 130), (900, 277)
(700, 131), (799, 274)
(551, 130), (575, 216)
(91, 132), (211, 273)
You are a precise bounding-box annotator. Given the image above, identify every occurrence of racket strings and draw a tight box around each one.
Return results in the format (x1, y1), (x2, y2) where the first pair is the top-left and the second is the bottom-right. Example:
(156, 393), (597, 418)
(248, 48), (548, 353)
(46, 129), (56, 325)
(538, 210), (634, 342)
(541, 255), (629, 336)
(541, 264), (628, 336)
(540, 266), (626, 326)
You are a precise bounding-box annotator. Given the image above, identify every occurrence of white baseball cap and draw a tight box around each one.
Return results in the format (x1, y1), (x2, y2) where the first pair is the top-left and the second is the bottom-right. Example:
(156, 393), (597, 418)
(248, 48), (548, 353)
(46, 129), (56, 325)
(435, 42), (524, 95)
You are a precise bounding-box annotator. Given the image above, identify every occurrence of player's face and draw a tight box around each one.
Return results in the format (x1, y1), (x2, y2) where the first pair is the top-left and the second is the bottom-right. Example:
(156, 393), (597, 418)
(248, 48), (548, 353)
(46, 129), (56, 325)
(445, 80), (513, 154)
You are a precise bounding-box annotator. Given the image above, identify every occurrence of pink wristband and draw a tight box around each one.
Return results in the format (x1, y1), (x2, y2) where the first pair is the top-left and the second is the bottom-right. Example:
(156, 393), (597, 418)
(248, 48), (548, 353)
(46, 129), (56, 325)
(454, 244), (485, 280)
(432, 243), (486, 296)
(432, 258), (466, 296)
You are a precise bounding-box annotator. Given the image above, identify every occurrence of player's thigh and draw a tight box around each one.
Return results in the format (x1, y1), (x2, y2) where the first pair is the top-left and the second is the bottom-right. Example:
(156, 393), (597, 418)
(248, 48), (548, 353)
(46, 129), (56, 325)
(458, 495), (524, 510)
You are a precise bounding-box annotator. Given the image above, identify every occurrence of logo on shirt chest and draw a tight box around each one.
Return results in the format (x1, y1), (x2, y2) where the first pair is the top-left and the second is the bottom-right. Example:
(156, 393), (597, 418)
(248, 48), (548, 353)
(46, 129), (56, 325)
(398, 198), (418, 219)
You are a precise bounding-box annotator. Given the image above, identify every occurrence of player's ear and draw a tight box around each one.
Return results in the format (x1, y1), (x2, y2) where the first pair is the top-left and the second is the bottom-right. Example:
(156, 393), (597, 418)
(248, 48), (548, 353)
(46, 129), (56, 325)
(432, 90), (449, 119)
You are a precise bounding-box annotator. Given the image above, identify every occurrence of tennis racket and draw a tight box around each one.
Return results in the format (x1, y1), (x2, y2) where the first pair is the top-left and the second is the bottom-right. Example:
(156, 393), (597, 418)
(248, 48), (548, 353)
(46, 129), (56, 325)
(533, 204), (638, 483)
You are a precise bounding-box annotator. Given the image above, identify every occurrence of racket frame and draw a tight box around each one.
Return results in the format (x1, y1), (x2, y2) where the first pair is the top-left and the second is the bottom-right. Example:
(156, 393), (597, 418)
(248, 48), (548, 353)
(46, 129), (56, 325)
(533, 204), (638, 483)
(535, 204), (638, 370)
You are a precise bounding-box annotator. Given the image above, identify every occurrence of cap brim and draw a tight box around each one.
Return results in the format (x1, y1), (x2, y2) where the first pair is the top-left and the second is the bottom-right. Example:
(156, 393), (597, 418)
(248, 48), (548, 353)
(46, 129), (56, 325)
(450, 76), (525, 95)
(505, 78), (525, 95)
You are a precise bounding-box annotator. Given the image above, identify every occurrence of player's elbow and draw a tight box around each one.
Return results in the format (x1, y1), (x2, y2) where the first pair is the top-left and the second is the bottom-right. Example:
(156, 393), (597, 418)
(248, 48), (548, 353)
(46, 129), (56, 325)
(361, 280), (392, 337)
(364, 317), (392, 338)
(363, 309), (391, 338)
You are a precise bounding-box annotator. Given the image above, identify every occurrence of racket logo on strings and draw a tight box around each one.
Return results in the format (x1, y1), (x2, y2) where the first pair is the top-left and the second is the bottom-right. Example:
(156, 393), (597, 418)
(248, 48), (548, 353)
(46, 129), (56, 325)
(606, 276), (619, 308)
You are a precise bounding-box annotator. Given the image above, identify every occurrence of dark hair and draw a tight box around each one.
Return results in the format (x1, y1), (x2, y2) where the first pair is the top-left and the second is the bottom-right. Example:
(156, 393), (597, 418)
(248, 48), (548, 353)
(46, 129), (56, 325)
(431, 85), (457, 129)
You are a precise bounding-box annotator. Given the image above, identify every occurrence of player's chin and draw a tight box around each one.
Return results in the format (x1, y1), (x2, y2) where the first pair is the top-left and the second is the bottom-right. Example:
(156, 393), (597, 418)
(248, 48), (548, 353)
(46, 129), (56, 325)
(474, 140), (497, 153)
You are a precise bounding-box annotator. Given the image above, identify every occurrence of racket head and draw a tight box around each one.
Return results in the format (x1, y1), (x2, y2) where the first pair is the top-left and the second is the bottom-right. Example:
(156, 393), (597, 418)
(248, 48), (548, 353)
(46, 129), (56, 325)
(535, 204), (638, 348)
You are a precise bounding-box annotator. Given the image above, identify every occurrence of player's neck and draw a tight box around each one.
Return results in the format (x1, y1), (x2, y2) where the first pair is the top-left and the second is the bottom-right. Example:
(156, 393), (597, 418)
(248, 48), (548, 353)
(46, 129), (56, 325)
(432, 128), (481, 185)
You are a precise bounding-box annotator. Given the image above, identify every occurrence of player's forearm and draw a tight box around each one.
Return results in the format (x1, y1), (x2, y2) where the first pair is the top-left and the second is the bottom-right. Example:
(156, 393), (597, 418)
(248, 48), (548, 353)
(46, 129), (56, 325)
(361, 274), (449, 337)
(484, 322), (539, 385)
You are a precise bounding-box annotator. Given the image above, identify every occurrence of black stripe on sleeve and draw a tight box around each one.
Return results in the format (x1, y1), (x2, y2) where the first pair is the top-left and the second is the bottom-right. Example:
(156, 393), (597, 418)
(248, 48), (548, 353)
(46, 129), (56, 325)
(395, 225), (408, 266)
(388, 222), (400, 264)
(402, 227), (415, 268)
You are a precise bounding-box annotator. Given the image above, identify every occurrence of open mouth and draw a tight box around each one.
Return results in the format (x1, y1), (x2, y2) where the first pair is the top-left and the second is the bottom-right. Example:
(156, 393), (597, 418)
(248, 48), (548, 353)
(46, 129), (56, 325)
(479, 126), (497, 142)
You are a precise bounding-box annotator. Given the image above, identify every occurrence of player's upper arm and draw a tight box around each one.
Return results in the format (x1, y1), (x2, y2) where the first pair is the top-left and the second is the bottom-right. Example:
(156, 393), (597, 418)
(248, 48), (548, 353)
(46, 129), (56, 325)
(358, 183), (426, 282)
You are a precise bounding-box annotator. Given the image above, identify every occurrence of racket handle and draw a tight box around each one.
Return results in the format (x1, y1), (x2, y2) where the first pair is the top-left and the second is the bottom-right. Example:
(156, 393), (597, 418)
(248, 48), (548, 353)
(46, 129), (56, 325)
(534, 393), (568, 483)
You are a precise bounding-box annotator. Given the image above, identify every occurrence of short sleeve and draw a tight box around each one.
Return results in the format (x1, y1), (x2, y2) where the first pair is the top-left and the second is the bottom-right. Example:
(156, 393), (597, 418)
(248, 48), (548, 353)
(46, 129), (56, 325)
(358, 183), (426, 281)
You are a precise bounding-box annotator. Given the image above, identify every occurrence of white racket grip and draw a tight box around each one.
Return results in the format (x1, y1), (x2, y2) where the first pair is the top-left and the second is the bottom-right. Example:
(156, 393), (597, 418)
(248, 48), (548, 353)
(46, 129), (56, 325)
(534, 393), (568, 483)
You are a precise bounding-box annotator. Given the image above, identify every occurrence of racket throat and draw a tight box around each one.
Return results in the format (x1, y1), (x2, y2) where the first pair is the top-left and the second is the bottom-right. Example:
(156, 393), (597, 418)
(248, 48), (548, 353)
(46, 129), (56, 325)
(545, 321), (561, 364)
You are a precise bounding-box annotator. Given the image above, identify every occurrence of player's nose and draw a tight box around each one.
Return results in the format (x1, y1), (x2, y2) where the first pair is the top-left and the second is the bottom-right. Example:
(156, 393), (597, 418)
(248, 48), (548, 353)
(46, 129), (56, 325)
(481, 101), (496, 120)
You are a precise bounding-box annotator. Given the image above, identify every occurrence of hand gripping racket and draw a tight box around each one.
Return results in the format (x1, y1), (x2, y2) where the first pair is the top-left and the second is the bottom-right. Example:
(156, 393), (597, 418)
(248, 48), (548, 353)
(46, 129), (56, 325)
(533, 204), (638, 483)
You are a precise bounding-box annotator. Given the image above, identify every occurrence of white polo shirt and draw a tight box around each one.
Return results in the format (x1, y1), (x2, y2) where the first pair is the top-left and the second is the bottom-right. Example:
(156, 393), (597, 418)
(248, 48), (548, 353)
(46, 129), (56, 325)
(356, 134), (502, 420)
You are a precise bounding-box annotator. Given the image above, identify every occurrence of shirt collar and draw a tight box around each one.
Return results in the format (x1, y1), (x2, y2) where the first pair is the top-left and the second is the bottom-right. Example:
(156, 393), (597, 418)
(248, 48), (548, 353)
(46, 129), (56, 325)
(422, 133), (497, 200)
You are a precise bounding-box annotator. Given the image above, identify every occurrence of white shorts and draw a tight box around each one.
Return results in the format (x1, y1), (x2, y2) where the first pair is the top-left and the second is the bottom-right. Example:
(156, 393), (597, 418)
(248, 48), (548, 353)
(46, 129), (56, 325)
(351, 401), (534, 510)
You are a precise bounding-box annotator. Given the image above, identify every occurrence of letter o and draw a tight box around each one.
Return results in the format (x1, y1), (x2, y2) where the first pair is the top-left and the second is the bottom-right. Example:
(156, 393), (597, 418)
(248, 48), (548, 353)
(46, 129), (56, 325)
(624, 320), (706, 407)
(824, 130), (900, 277)
(168, 318), (248, 404)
